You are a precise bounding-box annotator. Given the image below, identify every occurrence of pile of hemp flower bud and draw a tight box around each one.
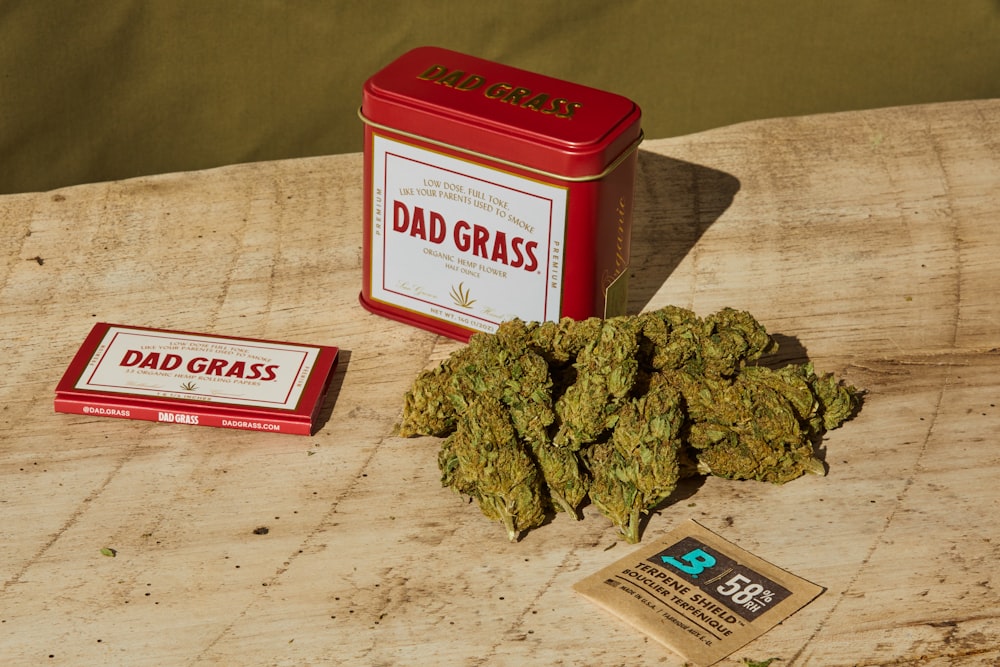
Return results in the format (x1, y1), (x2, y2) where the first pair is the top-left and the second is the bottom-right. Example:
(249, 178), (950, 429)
(398, 306), (862, 544)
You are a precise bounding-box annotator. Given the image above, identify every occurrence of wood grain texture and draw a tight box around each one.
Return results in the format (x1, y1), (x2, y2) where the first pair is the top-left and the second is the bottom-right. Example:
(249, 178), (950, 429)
(2, 99), (998, 666)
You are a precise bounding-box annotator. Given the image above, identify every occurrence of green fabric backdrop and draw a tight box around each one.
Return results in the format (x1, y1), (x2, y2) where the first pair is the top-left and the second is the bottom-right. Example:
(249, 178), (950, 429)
(2, 0), (999, 194)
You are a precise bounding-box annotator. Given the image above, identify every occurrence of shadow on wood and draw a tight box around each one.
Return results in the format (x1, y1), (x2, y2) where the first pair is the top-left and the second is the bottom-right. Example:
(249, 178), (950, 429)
(628, 151), (741, 313)
(313, 349), (351, 434)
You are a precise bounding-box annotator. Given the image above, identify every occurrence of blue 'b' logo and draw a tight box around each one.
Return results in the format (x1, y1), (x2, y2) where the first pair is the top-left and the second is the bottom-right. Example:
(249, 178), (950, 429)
(661, 548), (717, 578)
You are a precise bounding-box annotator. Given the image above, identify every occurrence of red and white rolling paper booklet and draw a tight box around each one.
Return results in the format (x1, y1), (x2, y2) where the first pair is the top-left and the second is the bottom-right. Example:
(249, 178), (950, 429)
(55, 323), (340, 435)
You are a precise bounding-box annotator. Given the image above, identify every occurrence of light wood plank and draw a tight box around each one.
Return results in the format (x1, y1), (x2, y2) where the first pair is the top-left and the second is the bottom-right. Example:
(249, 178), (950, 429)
(2, 99), (998, 666)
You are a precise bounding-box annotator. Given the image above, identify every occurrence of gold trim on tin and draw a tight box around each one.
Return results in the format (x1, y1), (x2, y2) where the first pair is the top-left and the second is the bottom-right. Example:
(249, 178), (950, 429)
(357, 107), (643, 182)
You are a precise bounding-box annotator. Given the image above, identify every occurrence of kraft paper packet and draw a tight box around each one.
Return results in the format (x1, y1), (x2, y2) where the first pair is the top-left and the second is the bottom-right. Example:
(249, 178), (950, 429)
(573, 519), (824, 666)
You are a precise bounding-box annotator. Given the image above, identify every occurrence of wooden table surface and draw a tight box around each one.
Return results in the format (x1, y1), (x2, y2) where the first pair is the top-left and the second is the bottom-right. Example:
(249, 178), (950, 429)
(2, 99), (998, 666)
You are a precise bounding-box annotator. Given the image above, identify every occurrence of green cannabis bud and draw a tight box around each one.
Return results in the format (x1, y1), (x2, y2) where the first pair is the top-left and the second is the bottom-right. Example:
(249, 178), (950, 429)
(399, 306), (862, 543)
(553, 317), (640, 450)
(438, 394), (546, 542)
(586, 383), (684, 543)
(530, 441), (588, 517)
(679, 363), (859, 483)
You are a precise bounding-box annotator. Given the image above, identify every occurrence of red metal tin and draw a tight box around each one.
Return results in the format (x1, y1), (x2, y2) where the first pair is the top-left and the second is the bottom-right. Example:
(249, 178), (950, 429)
(55, 323), (340, 435)
(359, 46), (642, 341)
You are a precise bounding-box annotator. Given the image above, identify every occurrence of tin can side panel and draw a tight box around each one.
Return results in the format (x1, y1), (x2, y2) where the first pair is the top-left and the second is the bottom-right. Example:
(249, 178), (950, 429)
(595, 150), (638, 319)
(556, 148), (637, 322)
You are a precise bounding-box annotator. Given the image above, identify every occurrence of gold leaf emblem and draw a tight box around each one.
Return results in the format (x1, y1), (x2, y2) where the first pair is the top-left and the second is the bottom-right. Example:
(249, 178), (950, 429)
(449, 281), (476, 308)
(180, 381), (198, 391)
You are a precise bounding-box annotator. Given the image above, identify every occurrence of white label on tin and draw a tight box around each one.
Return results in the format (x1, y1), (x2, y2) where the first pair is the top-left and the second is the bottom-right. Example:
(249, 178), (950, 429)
(369, 133), (568, 334)
(75, 326), (320, 409)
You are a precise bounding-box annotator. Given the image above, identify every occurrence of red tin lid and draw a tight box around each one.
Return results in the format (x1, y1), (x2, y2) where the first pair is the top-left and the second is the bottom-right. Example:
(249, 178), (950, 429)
(361, 46), (642, 179)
